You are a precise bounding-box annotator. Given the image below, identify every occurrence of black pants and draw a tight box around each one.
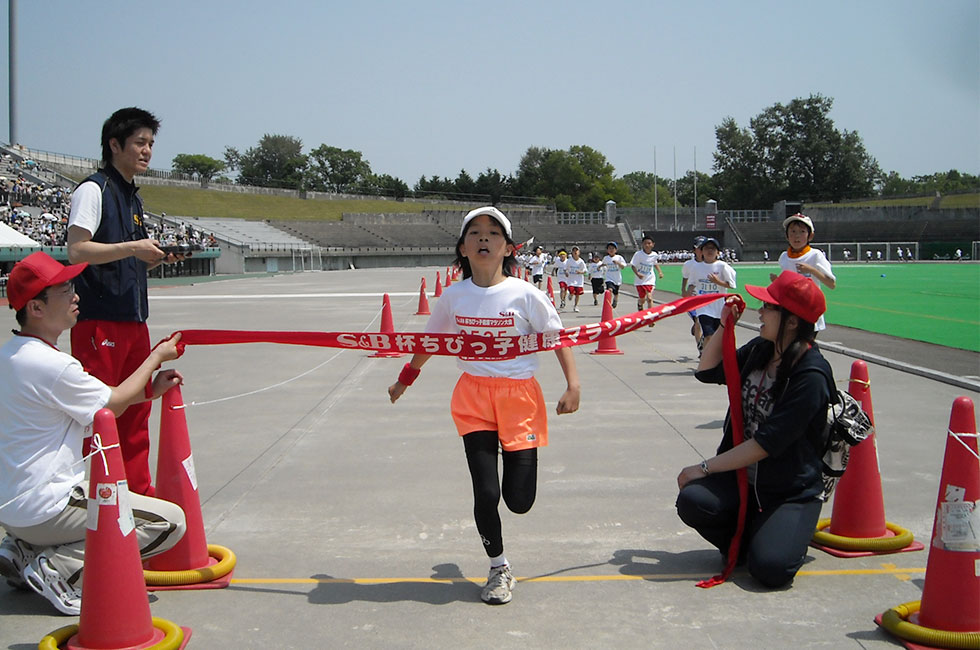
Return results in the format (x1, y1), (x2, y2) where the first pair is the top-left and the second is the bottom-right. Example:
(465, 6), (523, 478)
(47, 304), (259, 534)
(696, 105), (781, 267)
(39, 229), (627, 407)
(462, 431), (538, 558)
(675, 472), (822, 588)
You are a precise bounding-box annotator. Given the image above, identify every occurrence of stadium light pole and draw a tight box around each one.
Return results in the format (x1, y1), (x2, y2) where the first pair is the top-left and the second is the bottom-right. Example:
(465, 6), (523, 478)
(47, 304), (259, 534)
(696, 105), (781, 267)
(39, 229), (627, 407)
(673, 146), (677, 230)
(8, 0), (17, 146)
(653, 146), (657, 229)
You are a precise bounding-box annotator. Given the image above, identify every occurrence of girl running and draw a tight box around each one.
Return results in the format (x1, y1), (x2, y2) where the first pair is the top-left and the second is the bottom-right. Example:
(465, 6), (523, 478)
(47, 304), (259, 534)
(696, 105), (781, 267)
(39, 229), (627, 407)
(389, 206), (580, 605)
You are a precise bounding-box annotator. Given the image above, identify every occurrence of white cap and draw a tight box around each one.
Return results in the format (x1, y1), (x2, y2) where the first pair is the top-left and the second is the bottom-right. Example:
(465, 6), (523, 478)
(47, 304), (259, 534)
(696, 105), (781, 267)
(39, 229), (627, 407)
(460, 206), (513, 239)
(782, 213), (814, 233)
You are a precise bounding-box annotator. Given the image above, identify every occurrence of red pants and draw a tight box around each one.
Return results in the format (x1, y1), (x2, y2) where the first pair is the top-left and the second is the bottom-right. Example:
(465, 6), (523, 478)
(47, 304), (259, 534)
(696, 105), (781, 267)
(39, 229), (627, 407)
(71, 320), (154, 495)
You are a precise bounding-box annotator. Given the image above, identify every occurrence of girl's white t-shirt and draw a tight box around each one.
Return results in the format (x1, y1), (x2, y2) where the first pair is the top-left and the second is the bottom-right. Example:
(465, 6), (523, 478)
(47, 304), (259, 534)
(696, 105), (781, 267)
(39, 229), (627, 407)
(426, 276), (563, 379)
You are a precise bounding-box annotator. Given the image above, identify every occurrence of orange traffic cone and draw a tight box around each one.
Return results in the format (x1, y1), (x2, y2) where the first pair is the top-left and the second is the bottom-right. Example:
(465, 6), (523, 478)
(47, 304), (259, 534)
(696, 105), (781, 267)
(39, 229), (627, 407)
(434, 272), (443, 298)
(415, 281), (431, 316)
(876, 396), (980, 647)
(811, 361), (922, 556)
(370, 293), (404, 358)
(591, 291), (624, 355)
(144, 386), (236, 590)
(547, 276), (555, 306)
(445, 268), (452, 287)
(38, 409), (190, 649)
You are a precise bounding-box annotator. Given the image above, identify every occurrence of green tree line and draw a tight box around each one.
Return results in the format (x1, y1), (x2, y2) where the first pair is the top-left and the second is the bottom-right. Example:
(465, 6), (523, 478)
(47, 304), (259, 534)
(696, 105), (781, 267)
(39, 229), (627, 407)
(172, 94), (977, 211)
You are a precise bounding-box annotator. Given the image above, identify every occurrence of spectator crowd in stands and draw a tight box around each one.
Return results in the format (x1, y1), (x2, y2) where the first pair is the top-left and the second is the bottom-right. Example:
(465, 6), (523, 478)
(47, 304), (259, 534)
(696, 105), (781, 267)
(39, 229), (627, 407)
(146, 216), (217, 249)
(1, 156), (73, 247)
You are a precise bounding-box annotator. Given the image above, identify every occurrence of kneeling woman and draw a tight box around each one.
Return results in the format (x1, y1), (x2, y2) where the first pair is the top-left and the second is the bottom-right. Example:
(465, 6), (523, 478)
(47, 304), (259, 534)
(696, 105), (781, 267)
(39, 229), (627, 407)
(676, 271), (834, 588)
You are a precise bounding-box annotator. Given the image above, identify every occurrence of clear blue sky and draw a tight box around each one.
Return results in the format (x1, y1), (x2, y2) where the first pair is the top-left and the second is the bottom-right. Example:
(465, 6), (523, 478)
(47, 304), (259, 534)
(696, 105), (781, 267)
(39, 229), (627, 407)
(2, 0), (977, 189)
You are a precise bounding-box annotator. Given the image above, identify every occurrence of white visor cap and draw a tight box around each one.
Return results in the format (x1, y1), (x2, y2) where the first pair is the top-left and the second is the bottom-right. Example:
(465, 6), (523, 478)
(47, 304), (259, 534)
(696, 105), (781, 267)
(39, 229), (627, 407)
(460, 206), (513, 239)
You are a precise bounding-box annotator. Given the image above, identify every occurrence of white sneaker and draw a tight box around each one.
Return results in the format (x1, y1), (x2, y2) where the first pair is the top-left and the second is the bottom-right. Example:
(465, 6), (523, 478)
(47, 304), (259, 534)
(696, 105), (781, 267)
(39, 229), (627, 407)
(22, 553), (81, 615)
(0, 536), (35, 590)
(573, 307), (580, 312)
(480, 564), (516, 605)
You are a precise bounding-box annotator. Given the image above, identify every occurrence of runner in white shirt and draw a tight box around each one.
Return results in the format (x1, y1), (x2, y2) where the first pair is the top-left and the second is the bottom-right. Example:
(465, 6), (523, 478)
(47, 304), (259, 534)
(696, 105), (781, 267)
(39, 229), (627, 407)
(565, 246), (588, 312)
(388, 207), (580, 607)
(600, 242), (627, 309)
(629, 235), (664, 313)
(528, 246), (547, 289)
(682, 236), (706, 350)
(587, 253), (605, 306)
(772, 214), (836, 332)
(689, 238), (736, 350)
(552, 249), (570, 309)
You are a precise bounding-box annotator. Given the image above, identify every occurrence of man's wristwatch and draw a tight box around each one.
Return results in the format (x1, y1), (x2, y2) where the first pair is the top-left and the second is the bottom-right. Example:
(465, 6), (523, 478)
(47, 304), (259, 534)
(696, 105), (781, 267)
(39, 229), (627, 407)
(700, 460), (710, 476)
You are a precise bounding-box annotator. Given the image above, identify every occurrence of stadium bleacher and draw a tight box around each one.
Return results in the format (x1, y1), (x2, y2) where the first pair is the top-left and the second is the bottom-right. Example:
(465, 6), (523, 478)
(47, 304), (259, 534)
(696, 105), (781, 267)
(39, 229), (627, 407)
(171, 216), (311, 248)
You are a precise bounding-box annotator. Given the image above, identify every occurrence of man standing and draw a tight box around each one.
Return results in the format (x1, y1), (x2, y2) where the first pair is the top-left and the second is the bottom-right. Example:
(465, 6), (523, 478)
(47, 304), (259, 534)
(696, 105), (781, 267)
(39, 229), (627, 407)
(67, 107), (175, 495)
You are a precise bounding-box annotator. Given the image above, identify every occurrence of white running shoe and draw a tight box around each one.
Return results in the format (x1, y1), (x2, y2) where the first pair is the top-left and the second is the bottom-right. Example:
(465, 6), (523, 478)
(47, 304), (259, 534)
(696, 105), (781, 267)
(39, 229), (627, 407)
(0, 536), (35, 591)
(22, 553), (81, 615)
(480, 564), (516, 605)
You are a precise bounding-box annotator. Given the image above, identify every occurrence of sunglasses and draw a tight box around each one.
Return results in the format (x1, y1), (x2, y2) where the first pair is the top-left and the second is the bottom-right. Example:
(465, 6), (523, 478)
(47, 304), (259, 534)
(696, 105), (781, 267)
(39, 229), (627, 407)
(760, 301), (780, 311)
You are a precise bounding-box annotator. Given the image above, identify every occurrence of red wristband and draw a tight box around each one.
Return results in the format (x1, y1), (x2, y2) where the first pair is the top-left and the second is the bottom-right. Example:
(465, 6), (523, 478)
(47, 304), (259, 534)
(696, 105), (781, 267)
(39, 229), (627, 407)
(398, 363), (421, 386)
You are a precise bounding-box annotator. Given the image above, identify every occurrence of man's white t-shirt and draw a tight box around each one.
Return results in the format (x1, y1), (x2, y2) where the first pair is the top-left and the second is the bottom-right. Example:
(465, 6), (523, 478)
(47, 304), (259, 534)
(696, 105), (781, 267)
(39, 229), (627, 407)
(602, 254), (627, 285)
(67, 180), (106, 236)
(630, 250), (661, 287)
(689, 260), (737, 319)
(778, 247), (835, 331)
(426, 277), (563, 379)
(566, 258), (587, 287)
(0, 336), (112, 528)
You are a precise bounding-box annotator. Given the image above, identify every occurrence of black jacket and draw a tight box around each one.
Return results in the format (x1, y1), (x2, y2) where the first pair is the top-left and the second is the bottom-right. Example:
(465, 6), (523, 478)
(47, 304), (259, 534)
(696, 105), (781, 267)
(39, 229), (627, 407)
(74, 166), (150, 322)
(694, 336), (835, 506)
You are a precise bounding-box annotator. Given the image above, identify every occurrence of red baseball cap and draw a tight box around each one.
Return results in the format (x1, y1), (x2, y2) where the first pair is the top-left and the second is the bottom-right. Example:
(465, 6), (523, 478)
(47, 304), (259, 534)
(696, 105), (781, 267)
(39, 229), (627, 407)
(7, 251), (88, 311)
(745, 270), (825, 324)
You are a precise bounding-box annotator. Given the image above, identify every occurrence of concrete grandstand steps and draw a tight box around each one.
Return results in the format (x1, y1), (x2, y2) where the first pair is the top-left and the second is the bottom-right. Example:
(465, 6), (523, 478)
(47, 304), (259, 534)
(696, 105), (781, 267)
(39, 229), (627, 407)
(171, 216), (312, 247)
(273, 221), (388, 248)
(356, 223), (456, 248)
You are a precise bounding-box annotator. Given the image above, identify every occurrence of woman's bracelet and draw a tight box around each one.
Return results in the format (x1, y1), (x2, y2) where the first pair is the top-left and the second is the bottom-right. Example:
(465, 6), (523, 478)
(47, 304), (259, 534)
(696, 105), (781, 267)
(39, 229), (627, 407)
(398, 363), (421, 386)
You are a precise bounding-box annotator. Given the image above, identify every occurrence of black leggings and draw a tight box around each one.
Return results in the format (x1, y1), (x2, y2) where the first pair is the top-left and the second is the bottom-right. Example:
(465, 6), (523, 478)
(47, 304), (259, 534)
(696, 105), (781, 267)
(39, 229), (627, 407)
(462, 430), (538, 558)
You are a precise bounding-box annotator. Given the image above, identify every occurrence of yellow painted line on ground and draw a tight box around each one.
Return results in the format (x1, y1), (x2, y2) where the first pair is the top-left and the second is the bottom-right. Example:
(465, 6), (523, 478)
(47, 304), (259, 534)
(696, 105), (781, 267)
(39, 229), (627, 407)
(231, 566), (926, 585)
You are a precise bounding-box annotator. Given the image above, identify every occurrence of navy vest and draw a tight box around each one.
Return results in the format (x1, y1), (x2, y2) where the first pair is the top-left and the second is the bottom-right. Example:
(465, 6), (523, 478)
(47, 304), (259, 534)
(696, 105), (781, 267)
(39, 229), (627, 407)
(74, 167), (150, 322)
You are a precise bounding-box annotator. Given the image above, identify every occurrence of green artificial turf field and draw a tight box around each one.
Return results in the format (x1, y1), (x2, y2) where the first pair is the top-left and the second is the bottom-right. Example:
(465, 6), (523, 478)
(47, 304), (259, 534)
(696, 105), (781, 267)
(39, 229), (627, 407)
(653, 262), (980, 352)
